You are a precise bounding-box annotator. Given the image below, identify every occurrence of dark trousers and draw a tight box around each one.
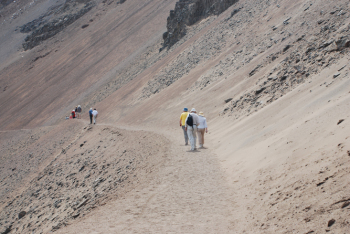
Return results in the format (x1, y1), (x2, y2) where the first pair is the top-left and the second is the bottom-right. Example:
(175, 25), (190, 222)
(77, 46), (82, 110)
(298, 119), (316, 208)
(89, 115), (93, 124)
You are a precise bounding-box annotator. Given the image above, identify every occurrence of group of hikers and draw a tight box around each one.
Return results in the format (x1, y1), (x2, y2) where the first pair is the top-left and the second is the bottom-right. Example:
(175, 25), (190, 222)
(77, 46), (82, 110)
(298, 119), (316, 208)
(69, 106), (98, 124)
(180, 107), (208, 151)
(68, 106), (208, 147)
(70, 105), (82, 119)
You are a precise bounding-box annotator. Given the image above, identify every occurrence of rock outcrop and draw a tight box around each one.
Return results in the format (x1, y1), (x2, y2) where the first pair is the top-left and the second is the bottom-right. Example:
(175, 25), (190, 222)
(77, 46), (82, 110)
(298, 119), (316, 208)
(0, 0), (13, 10)
(162, 0), (239, 50)
(20, 0), (95, 50)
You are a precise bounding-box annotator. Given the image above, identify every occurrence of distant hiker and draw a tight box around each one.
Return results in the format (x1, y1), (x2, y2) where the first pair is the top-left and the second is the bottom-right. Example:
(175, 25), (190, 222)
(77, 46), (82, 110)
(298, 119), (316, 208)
(71, 109), (76, 119)
(197, 111), (208, 148)
(185, 108), (200, 151)
(92, 108), (98, 124)
(75, 106), (78, 114)
(179, 107), (189, 145)
(89, 108), (93, 124)
(76, 105), (82, 119)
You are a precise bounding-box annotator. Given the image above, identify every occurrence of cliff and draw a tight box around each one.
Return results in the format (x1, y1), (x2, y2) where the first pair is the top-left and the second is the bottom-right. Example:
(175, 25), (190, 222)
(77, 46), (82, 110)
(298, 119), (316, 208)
(162, 0), (239, 50)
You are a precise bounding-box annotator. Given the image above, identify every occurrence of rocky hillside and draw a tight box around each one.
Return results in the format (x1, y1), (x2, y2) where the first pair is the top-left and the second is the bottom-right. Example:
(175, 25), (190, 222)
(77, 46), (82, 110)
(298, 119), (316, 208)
(85, 0), (350, 111)
(147, 0), (350, 115)
(20, 0), (96, 50)
(0, 123), (169, 233)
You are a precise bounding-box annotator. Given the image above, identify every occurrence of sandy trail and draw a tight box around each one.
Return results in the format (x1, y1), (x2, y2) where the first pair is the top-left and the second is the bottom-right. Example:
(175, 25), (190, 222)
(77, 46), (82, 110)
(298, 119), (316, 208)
(57, 123), (236, 233)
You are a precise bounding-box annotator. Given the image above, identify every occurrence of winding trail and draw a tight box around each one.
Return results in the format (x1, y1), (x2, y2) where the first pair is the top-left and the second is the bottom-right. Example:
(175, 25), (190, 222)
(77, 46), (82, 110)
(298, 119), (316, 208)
(57, 123), (237, 233)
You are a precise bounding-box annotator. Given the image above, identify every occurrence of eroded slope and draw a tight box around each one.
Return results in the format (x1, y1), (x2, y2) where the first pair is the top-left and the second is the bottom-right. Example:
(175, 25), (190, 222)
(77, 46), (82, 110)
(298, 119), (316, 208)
(0, 124), (169, 233)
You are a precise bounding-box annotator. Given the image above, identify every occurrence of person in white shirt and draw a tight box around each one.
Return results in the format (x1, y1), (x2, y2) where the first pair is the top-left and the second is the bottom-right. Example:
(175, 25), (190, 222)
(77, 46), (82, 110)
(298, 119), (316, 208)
(185, 108), (200, 151)
(92, 108), (98, 124)
(197, 111), (208, 148)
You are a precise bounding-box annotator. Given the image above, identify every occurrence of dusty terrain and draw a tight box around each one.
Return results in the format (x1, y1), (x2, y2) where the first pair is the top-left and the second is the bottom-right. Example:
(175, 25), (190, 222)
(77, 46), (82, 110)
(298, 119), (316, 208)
(1, 0), (350, 233)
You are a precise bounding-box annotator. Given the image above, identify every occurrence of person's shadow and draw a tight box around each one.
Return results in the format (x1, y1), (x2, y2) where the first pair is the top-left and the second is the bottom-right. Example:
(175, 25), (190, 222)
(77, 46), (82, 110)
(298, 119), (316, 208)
(186, 149), (201, 152)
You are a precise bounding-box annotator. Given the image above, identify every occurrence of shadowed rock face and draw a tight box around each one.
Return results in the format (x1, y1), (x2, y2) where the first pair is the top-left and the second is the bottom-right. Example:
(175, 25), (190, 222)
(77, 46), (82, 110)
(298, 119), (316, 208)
(0, 0), (13, 10)
(19, 0), (129, 50)
(162, 0), (239, 49)
(20, 0), (95, 50)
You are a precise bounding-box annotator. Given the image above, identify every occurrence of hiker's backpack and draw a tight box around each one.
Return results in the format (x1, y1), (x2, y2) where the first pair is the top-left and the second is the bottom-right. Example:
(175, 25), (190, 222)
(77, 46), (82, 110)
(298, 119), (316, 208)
(186, 114), (193, 127)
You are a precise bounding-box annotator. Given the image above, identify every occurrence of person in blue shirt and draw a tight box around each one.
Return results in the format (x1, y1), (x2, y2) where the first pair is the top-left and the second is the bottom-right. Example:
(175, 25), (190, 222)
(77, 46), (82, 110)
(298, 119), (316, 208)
(89, 108), (93, 124)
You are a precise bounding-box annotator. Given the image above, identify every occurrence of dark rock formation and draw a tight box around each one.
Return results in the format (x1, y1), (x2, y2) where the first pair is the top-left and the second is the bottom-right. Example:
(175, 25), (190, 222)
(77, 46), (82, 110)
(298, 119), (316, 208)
(335, 36), (350, 51)
(18, 211), (26, 219)
(0, 0), (13, 10)
(327, 219), (335, 227)
(20, 0), (95, 50)
(162, 0), (239, 49)
(0, 224), (12, 234)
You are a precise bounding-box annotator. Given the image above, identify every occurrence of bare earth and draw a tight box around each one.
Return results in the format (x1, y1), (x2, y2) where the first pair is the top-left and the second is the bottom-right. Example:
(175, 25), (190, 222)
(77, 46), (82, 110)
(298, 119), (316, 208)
(57, 124), (237, 233)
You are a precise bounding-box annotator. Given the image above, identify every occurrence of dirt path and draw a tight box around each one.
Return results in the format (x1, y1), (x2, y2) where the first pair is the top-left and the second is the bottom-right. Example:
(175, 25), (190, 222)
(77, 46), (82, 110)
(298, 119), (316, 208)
(56, 124), (237, 233)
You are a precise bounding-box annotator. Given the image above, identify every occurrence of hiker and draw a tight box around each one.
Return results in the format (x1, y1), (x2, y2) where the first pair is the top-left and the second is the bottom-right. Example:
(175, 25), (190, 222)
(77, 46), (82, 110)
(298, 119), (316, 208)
(179, 107), (189, 145)
(92, 108), (98, 124)
(71, 109), (76, 119)
(197, 111), (208, 148)
(89, 108), (93, 124)
(185, 108), (200, 151)
(76, 105), (82, 119)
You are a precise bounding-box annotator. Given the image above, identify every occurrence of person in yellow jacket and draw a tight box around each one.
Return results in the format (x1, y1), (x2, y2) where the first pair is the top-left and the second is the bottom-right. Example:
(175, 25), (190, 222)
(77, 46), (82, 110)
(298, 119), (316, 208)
(179, 107), (189, 145)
